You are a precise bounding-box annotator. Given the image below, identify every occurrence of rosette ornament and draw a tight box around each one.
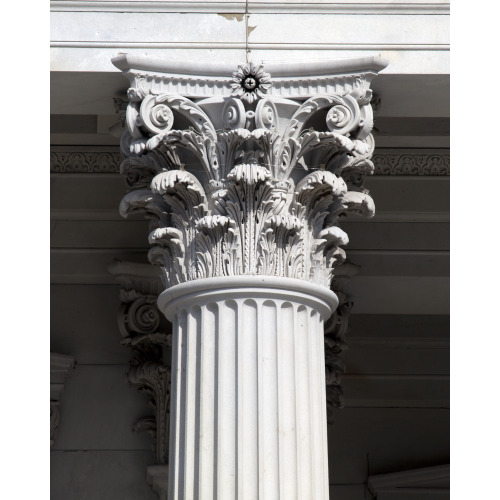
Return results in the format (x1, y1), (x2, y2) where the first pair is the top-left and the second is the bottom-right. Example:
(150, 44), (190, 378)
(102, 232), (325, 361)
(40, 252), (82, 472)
(230, 62), (272, 103)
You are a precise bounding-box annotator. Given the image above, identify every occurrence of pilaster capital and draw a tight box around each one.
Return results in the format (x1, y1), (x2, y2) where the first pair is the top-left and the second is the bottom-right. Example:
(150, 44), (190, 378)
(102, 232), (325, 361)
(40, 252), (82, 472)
(109, 261), (172, 467)
(113, 56), (387, 290)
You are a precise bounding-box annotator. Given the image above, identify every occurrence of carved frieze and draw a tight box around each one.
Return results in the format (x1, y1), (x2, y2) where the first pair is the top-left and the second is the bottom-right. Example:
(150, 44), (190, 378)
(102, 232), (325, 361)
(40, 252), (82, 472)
(372, 152), (450, 175)
(49, 150), (450, 176)
(50, 151), (122, 173)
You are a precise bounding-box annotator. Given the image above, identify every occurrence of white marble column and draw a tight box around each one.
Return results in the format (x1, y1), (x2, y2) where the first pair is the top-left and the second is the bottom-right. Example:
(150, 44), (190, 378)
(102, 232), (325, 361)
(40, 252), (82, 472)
(158, 276), (336, 500)
(113, 55), (386, 498)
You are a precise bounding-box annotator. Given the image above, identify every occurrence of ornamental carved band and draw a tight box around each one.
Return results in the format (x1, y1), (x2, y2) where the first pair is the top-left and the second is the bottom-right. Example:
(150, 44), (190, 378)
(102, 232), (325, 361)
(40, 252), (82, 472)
(114, 56), (388, 290)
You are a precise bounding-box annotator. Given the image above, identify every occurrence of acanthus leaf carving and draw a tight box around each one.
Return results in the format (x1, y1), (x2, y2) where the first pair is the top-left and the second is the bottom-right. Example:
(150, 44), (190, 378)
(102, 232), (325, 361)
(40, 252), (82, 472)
(109, 262), (173, 466)
(129, 361), (171, 465)
(115, 61), (381, 293)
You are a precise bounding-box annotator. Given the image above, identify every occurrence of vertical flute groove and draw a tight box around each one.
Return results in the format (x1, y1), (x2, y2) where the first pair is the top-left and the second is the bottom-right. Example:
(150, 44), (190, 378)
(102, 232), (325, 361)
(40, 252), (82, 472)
(177, 309), (188, 499)
(168, 312), (180, 500)
(308, 307), (319, 500)
(213, 303), (220, 500)
(260, 300), (279, 499)
(193, 306), (202, 500)
(166, 288), (332, 500)
(279, 302), (297, 499)
(199, 304), (216, 500)
(295, 305), (312, 499)
(183, 306), (199, 499)
(239, 299), (258, 499)
(218, 300), (236, 500)
(311, 310), (325, 498)
(318, 317), (330, 496)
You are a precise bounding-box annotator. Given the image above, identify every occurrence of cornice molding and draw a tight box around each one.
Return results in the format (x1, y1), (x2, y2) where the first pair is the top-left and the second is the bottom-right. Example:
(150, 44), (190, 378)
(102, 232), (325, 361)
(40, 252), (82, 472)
(111, 53), (387, 101)
(51, 40), (449, 52)
(50, 149), (450, 176)
(112, 54), (389, 77)
(51, 1), (450, 15)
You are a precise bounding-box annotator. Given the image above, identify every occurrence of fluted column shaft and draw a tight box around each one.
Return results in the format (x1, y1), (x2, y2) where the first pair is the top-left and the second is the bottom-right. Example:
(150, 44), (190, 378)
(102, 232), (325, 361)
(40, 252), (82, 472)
(158, 276), (337, 500)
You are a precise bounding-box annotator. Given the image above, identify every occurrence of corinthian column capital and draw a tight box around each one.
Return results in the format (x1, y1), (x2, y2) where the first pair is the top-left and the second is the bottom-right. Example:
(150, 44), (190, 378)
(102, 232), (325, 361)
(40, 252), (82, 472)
(113, 55), (387, 291)
(112, 55), (387, 500)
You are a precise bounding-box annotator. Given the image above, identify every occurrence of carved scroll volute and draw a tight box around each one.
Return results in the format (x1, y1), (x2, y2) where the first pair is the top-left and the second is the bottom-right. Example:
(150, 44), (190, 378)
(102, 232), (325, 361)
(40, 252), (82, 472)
(121, 92), (220, 181)
(139, 95), (174, 135)
(255, 98), (278, 131)
(118, 295), (161, 338)
(325, 95), (361, 136)
(276, 94), (371, 182)
(222, 97), (246, 130)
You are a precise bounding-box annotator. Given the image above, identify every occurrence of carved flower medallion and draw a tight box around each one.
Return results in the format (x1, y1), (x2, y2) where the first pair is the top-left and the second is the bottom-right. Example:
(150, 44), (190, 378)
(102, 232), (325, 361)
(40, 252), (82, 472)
(230, 62), (272, 103)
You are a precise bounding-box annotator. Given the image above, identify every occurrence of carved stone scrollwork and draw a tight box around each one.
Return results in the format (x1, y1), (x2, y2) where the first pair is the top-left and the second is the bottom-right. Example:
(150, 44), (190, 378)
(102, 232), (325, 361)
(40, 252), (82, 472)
(112, 61), (387, 489)
(255, 98), (278, 131)
(324, 260), (360, 420)
(129, 360), (171, 465)
(116, 60), (378, 291)
(326, 95), (360, 136)
(112, 61), (385, 444)
(108, 261), (172, 466)
(222, 97), (246, 129)
(139, 95), (175, 135)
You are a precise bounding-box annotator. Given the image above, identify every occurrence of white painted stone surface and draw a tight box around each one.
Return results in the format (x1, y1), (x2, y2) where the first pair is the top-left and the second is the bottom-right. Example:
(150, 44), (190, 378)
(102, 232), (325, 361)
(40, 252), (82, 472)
(248, 14), (449, 45)
(158, 276), (337, 499)
(51, 1), (450, 15)
(50, 2), (450, 499)
(50, 2), (449, 74)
